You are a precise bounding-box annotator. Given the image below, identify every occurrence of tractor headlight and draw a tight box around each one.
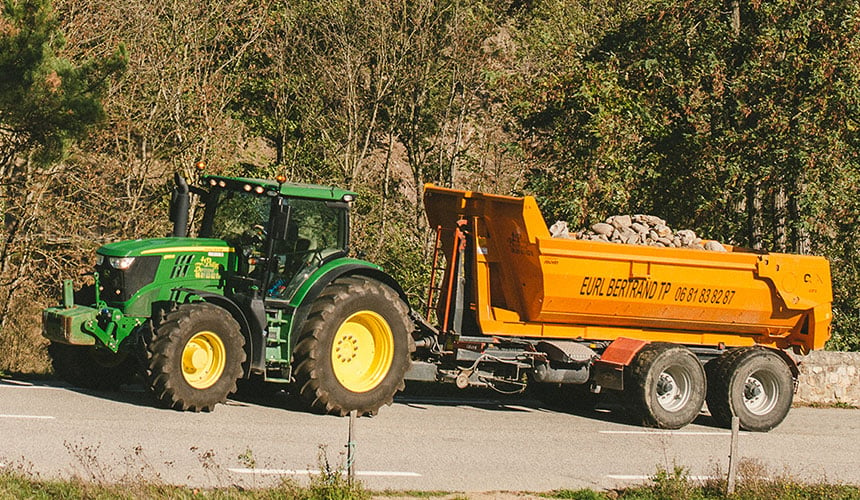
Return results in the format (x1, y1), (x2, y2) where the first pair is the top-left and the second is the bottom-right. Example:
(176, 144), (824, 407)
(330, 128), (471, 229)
(109, 257), (136, 270)
(95, 254), (104, 266)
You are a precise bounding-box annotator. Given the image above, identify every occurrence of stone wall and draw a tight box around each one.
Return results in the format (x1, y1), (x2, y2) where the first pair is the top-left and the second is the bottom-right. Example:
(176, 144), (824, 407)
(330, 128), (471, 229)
(795, 351), (860, 406)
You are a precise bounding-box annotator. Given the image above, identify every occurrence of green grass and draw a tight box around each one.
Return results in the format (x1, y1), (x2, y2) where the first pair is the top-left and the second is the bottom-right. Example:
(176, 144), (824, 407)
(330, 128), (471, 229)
(541, 464), (860, 500)
(375, 491), (452, 497)
(0, 469), (369, 500)
(799, 401), (860, 410)
(3, 466), (860, 500)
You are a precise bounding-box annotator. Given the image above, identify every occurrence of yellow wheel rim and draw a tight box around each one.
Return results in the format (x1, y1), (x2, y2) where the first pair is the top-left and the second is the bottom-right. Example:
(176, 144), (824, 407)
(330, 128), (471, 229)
(331, 310), (394, 393)
(182, 331), (226, 389)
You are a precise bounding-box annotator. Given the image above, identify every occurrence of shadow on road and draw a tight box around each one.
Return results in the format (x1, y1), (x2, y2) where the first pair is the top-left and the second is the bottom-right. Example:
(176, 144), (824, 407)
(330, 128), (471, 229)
(2, 375), (722, 429)
(393, 381), (724, 429)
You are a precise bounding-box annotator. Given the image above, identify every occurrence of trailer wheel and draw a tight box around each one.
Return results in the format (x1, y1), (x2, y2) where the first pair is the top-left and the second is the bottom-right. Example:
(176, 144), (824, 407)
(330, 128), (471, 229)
(49, 342), (138, 390)
(706, 347), (793, 432)
(293, 276), (414, 416)
(626, 343), (706, 429)
(147, 303), (245, 412)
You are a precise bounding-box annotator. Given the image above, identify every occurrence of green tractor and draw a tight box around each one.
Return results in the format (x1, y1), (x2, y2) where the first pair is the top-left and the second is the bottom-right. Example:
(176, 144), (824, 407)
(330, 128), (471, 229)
(42, 172), (415, 414)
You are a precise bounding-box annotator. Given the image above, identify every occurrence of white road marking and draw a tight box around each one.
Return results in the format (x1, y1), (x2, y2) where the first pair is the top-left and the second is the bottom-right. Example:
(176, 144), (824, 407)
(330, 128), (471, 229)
(0, 414), (56, 420)
(0, 381), (64, 390)
(0, 379), (32, 386)
(599, 430), (746, 436)
(227, 468), (421, 477)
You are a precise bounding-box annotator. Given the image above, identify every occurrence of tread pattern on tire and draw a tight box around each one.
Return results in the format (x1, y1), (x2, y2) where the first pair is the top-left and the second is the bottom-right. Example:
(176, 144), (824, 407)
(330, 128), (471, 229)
(626, 342), (706, 429)
(705, 347), (749, 427)
(147, 303), (245, 412)
(705, 346), (793, 432)
(293, 275), (415, 416)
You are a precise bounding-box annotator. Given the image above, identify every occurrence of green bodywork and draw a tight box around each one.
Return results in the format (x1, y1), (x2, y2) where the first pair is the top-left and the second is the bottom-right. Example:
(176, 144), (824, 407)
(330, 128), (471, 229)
(43, 237), (236, 351)
(261, 255), (381, 374)
(42, 174), (383, 383)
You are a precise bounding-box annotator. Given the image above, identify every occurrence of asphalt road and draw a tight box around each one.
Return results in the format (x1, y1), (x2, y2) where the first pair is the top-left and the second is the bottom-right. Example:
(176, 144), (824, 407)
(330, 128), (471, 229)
(1, 377), (858, 492)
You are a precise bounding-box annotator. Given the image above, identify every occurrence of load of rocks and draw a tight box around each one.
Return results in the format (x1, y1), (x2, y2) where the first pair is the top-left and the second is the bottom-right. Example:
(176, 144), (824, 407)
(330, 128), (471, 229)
(549, 214), (727, 252)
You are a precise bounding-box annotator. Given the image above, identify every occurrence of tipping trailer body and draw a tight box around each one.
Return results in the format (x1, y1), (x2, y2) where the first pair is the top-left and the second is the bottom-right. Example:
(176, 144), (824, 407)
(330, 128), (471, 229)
(423, 184), (832, 353)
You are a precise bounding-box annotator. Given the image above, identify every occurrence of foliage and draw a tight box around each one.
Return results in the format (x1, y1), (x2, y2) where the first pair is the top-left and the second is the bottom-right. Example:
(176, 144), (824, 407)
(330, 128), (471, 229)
(0, 0), (125, 165)
(0, 0), (125, 372)
(514, 0), (860, 350)
(542, 488), (608, 499)
(2, 0), (860, 373)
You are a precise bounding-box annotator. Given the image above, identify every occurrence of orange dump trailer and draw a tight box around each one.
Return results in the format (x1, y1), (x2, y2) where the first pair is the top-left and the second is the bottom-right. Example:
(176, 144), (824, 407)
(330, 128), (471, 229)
(411, 184), (833, 432)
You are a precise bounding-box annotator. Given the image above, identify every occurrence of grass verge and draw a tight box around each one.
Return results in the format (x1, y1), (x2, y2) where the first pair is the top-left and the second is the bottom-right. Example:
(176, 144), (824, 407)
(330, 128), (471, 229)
(2, 462), (860, 500)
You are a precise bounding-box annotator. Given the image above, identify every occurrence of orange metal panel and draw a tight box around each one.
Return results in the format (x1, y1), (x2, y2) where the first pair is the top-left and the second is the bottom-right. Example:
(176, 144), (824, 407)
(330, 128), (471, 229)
(422, 184), (833, 353)
(600, 337), (650, 366)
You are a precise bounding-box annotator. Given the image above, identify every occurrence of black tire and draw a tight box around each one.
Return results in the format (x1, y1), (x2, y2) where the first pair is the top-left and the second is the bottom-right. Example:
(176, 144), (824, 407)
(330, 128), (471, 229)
(49, 342), (138, 390)
(147, 303), (245, 412)
(293, 276), (414, 416)
(705, 346), (793, 432)
(625, 343), (706, 429)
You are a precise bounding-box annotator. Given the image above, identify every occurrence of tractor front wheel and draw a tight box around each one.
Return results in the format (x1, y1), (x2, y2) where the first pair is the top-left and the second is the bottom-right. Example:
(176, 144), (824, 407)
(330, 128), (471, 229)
(293, 276), (414, 415)
(147, 303), (245, 412)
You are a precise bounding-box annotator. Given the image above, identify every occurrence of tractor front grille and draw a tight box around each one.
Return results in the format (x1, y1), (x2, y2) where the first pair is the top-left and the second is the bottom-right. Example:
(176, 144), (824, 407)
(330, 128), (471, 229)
(96, 256), (161, 302)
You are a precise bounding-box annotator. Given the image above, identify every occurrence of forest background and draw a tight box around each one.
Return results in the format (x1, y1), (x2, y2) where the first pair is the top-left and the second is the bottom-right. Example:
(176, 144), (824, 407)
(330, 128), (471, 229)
(2, 0), (860, 373)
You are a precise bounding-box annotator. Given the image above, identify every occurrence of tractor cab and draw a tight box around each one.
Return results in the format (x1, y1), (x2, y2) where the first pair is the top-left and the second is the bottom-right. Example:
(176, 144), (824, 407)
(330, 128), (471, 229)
(187, 175), (354, 304)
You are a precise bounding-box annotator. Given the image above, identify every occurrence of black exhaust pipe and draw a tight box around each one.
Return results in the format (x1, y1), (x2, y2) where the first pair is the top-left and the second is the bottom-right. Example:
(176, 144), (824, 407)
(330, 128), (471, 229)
(170, 173), (190, 237)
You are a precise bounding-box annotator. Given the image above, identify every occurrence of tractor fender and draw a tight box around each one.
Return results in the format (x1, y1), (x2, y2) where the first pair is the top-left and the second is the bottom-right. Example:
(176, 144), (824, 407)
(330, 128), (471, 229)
(288, 263), (409, 352)
(171, 288), (260, 377)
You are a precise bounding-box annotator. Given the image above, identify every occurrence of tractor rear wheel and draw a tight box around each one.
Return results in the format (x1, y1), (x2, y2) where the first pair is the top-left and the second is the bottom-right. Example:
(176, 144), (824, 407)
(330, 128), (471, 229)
(626, 343), (706, 429)
(147, 303), (245, 412)
(49, 342), (137, 390)
(293, 276), (414, 415)
(705, 347), (793, 432)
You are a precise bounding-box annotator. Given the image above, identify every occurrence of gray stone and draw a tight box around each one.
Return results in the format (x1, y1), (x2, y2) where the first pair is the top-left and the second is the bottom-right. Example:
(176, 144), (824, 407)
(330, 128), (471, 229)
(655, 224), (672, 237)
(549, 220), (570, 238)
(553, 213), (729, 252)
(704, 240), (727, 252)
(677, 229), (697, 246)
(591, 222), (614, 236)
(609, 214), (632, 229)
(631, 222), (649, 234)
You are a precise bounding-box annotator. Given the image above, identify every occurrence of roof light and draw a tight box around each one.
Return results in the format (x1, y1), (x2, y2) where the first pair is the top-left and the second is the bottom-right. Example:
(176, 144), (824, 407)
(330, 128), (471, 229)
(342, 194), (355, 202)
(254, 186), (265, 194)
(195, 160), (206, 171)
(209, 179), (217, 186)
(276, 174), (287, 184)
(218, 180), (227, 188)
(243, 184), (252, 192)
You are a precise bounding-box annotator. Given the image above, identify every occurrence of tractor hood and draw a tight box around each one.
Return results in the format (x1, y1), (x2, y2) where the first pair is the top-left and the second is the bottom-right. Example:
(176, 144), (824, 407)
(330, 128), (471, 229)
(97, 237), (233, 258)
